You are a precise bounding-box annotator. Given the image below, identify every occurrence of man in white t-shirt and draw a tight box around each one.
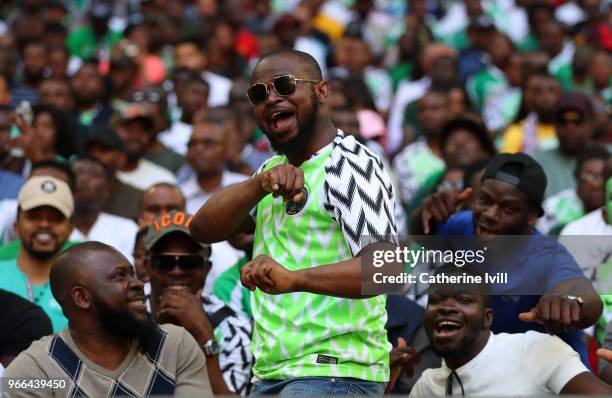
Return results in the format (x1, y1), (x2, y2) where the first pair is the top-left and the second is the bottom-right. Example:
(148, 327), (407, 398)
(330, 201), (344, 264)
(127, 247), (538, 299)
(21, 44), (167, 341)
(70, 157), (139, 262)
(180, 118), (248, 292)
(114, 104), (177, 190)
(180, 118), (248, 215)
(559, 156), (612, 280)
(405, 266), (610, 397)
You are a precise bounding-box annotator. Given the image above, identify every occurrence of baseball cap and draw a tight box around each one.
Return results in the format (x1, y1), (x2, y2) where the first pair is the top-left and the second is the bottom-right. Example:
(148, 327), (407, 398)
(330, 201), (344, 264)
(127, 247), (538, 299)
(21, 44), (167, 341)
(83, 125), (125, 152)
(554, 93), (592, 122)
(481, 153), (547, 216)
(18, 176), (74, 218)
(145, 210), (206, 251)
(116, 103), (154, 129)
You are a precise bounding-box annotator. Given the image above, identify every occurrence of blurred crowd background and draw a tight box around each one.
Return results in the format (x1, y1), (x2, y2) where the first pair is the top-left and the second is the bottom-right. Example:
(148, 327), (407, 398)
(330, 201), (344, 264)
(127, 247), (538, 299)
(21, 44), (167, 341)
(0, 0), (610, 391)
(0, 0), (610, 240)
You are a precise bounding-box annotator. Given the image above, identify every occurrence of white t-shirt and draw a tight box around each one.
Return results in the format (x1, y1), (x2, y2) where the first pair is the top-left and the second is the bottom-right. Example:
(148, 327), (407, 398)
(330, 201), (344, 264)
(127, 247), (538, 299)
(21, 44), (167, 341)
(70, 212), (139, 263)
(387, 76), (431, 154)
(202, 70), (232, 107)
(410, 331), (588, 397)
(181, 171), (248, 215)
(0, 199), (17, 243)
(159, 121), (193, 156)
(559, 208), (612, 281)
(116, 159), (177, 191)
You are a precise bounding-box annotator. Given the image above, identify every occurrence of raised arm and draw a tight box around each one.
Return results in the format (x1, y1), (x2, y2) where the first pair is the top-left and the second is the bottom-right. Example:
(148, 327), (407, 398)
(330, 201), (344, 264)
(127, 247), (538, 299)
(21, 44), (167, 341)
(409, 188), (472, 235)
(190, 164), (305, 243)
(519, 278), (603, 334)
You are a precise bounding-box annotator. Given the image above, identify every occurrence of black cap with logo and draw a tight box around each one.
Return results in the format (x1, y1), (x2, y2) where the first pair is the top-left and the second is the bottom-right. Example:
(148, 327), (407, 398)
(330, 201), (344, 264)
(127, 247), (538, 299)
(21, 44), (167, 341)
(481, 153), (547, 216)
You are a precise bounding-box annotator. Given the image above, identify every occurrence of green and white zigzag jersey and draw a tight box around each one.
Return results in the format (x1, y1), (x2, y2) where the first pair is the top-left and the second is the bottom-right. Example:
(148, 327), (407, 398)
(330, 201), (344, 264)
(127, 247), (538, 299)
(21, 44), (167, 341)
(250, 132), (396, 382)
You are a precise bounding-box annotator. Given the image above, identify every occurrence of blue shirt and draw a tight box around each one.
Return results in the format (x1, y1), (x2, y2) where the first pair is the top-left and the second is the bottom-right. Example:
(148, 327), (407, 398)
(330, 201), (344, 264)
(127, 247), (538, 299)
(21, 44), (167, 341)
(0, 170), (24, 200)
(435, 210), (590, 367)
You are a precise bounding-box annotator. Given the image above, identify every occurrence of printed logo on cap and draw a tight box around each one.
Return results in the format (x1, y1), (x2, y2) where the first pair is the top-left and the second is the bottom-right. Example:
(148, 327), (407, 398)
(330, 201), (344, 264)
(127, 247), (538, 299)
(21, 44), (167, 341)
(41, 180), (57, 193)
(152, 211), (193, 232)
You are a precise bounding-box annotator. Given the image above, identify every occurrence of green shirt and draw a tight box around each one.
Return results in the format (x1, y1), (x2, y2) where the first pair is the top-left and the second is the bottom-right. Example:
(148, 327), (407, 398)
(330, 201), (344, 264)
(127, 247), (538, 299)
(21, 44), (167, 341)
(388, 61), (414, 93)
(67, 25), (122, 59)
(538, 188), (584, 235)
(0, 240), (79, 262)
(213, 257), (253, 319)
(250, 133), (396, 382)
(392, 140), (445, 208)
(517, 34), (540, 53)
(466, 65), (508, 112)
(531, 148), (577, 199)
(0, 258), (67, 332)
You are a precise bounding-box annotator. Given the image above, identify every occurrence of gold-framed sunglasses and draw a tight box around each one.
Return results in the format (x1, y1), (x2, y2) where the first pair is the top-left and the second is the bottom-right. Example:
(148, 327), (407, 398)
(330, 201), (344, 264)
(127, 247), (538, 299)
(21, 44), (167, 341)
(246, 74), (320, 106)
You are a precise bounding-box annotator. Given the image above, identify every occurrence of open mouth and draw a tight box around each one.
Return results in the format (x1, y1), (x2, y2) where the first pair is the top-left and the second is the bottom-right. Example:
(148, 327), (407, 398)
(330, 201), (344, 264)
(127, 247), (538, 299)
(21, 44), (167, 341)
(476, 224), (497, 238)
(268, 111), (296, 133)
(434, 319), (463, 339)
(126, 296), (146, 311)
(32, 231), (56, 245)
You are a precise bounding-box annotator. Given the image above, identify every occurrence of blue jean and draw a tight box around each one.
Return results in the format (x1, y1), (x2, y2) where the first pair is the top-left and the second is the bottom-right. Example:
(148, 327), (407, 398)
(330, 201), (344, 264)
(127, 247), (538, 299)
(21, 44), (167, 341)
(250, 377), (386, 397)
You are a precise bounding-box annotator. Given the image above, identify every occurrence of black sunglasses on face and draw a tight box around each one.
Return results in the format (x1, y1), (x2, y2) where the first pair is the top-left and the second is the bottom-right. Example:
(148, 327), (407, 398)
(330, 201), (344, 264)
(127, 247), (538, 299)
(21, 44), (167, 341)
(246, 74), (320, 106)
(149, 254), (208, 272)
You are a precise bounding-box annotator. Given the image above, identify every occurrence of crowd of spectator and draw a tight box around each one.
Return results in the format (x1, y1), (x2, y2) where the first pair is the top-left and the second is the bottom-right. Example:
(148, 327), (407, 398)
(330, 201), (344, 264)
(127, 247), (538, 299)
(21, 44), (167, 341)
(0, 0), (610, 396)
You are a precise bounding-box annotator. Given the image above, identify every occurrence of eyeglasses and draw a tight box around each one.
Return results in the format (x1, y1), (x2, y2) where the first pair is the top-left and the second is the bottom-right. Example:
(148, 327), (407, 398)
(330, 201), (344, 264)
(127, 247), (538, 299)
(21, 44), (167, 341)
(246, 74), (320, 106)
(131, 90), (162, 103)
(578, 172), (603, 184)
(149, 254), (209, 272)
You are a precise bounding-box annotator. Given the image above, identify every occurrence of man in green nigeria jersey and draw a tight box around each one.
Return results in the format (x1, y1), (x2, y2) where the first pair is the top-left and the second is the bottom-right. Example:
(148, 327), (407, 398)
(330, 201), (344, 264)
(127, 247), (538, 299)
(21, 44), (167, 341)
(190, 49), (400, 396)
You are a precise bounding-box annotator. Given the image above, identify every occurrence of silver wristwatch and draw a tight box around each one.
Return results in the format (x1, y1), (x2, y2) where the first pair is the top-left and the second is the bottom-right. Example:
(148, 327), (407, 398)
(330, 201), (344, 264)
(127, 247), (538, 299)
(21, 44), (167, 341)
(201, 339), (220, 357)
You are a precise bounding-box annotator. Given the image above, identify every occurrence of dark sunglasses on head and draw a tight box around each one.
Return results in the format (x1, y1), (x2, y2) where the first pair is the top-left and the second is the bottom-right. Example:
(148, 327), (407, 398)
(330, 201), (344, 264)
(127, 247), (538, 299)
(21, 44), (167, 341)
(246, 74), (320, 106)
(149, 254), (208, 272)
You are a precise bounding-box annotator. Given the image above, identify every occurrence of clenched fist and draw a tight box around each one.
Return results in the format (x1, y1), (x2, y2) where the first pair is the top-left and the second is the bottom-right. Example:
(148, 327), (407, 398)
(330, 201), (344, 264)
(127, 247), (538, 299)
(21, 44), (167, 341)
(240, 254), (297, 294)
(257, 164), (305, 202)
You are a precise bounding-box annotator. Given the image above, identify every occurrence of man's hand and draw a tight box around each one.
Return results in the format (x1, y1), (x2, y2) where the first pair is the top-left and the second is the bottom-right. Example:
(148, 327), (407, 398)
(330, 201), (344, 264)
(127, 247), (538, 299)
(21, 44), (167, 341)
(598, 348), (612, 364)
(13, 112), (46, 163)
(518, 294), (582, 335)
(158, 288), (215, 344)
(258, 164), (305, 202)
(421, 188), (472, 234)
(385, 337), (420, 393)
(240, 254), (297, 294)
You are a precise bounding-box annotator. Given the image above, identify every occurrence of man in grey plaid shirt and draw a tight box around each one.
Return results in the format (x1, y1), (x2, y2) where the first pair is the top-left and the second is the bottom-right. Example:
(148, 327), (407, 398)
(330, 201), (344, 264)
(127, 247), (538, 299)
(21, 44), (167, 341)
(3, 241), (212, 397)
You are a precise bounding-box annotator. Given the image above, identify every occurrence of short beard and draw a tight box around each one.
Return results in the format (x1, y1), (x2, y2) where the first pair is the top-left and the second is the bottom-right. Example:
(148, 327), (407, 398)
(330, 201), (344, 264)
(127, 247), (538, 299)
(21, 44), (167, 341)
(427, 313), (486, 360)
(93, 296), (159, 343)
(23, 235), (62, 261)
(265, 92), (319, 155)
